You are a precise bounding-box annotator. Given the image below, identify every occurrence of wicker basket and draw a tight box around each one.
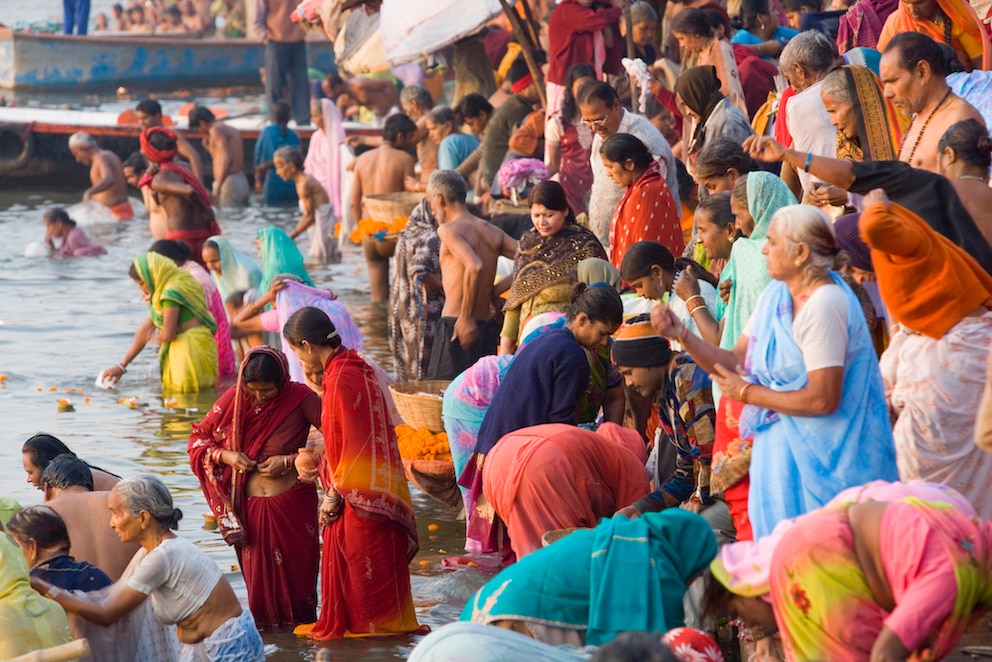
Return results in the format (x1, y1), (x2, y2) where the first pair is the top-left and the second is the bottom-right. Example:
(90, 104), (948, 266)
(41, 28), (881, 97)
(388, 380), (450, 433)
(362, 191), (424, 224)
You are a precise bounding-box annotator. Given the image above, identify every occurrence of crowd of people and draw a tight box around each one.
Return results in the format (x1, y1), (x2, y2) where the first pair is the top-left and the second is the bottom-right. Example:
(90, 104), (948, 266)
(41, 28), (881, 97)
(12, 0), (992, 658)
(66, 0), (244, 37)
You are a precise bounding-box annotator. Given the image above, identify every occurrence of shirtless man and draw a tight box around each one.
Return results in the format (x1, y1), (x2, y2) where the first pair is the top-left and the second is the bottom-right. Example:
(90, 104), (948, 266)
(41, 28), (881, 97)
(323, 72), (400, 121)
(399, 84), (437, 190)
(351, 113), (418, 303)
(274, 145), (339, 264)
(881, 32), (986, 174)
(68, 132), (134, 220)
(135, 98), (204, 183)
(188, 105), (250, 207)
(123, 151), (169, 240)
(425, 169), (517, 380)
(41, 455), (139, 582)
(139, 126), (221, 266)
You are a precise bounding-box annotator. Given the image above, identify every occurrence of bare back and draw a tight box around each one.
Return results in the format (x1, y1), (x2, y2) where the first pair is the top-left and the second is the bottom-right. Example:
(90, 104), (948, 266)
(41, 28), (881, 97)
(208, 123), (245, 177)
(47, 491), (140, 582)
(151, 169), (214, 232)
(353, 77), (401, 116)
(90, 150), (130, 207)
(351, 144), (415, 220)
(438, 211), (516, 321)
(900, 96), (985, 173)
(951, 178), (992, 248)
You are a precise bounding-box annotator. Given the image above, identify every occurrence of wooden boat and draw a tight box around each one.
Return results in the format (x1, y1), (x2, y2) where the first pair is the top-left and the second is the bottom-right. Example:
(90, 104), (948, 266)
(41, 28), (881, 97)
(0, 106), (378, 187)
(0, 27), (337, 92)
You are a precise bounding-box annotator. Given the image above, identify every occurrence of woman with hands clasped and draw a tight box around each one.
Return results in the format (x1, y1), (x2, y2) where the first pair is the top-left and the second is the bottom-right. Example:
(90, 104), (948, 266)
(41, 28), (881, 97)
(649, 203), (897, 539)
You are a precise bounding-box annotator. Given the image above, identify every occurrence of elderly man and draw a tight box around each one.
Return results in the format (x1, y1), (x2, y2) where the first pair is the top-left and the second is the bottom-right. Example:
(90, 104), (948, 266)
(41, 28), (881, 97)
(779, 30), (838, 201)
(42, 455), (140, 582)
(399, 84), (438, 190)
(881, 32), (986, 174)
(579, 81), (680, 247)
(68, 132), (133, 220)
(425, 170), (517, 380)
(134, 98), (204, 182)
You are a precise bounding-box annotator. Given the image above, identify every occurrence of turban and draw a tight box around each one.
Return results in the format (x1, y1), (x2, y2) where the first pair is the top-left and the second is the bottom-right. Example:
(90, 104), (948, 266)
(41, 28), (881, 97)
(140, 126), (178, 164)
(611, 314), (672, 368)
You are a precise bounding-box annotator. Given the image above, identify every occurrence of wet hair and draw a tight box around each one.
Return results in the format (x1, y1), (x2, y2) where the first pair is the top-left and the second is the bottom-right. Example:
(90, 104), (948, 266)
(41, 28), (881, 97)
(242, 352), (281, 383)
(68, 132), (98, 150)
(780, 30), (836, 74)
(136, 99), (162, 117)
(772, 204), (842, 279)
(427, 169), (468, 204)
(820, 67), (852, 106)
(146, 129), (177, 153)
(283, 306), (343, 349)
(44, 207), (76, 228)
(561, 63), (597, 125)
(739, 0), (772, 31)
(590, 631), (678, 662)
(383, 113), (418, 145)
(188, 104), (215, 128)
(274, 145), (304, 169)
(671, 7), (713, 38)
(578, 80), (619, 108)
(114, 475), (183, 531)
(426, 105), (458, 130)
(695, 190), (737, 232)
(272, 100), (291, 126)
(529, 180), (577, 224)
(620, 241), (676, 281)
(454, 93), (493, 120)
(7, 506), (71, 553)
(939, 119), (992, 169)
(22, 434), (75, 470)
(600, 133), (653, 170)
(149, 239), (192, 264)
(695, 139), (759, 181)
(400, 84), (434, 112)
(884, 32), (946, 77)
(566, 282), (624, 327)
(41, 454), (94, 491)
(123, 151), (147, 175)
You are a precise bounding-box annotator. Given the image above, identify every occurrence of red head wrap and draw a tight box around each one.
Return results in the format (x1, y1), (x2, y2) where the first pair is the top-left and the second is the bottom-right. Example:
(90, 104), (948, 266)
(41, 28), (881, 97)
(140, 126), (179, 164)
(511, 71), (534, 95)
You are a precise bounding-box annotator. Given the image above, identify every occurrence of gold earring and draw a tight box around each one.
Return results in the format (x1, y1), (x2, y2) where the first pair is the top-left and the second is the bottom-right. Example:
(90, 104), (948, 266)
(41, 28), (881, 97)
(794, 258), (803, 267)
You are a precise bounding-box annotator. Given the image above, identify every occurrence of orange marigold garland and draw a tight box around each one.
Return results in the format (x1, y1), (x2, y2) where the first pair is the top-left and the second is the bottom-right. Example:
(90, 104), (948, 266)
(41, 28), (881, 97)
(395, 424), (452, 462)
(348, 216), (409, 244)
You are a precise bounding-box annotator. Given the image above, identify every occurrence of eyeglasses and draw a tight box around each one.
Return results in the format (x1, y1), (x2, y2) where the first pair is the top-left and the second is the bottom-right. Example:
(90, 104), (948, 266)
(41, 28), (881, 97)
(581, 115), (611, 128)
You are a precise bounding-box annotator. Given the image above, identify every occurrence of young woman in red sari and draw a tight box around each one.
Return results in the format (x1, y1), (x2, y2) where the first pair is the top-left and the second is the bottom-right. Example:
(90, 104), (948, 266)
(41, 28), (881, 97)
(188, 346), (322, 631)
(282, 306), (427, 641)
(600, 133), (682, 268)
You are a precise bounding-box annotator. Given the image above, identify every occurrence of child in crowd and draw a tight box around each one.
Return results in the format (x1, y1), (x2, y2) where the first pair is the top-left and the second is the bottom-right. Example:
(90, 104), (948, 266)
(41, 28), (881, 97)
(43, 208), (106, 257)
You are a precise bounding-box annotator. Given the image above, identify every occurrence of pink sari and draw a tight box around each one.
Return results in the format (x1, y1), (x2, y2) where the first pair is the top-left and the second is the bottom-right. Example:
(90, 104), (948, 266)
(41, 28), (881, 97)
(183, 261), (236, 379)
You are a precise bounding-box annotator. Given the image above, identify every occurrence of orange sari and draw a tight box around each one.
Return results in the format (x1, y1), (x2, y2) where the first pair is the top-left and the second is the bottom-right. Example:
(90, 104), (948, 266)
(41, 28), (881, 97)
(876, 0), (991, 71)
(308, 348), (426, 640)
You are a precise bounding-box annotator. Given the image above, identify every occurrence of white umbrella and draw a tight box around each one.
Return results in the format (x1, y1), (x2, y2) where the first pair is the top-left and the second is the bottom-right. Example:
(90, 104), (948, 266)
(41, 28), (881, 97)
(378, 0), (503, 65)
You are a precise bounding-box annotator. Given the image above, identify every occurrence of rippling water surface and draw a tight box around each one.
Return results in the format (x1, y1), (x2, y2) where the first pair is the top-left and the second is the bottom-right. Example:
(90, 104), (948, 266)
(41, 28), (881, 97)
(0, 191), (485, 660)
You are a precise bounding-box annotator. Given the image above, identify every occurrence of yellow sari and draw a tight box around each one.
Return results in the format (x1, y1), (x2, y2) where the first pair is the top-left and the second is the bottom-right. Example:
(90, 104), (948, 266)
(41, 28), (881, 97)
(134, 252), (218, 393)
(0, 533), (72, 658)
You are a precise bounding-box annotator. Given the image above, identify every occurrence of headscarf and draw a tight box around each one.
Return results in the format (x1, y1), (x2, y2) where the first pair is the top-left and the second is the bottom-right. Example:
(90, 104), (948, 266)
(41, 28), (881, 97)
(206, 236), (262, 303)
(138, 127), (214, 221)
(303, 98), (347, 216)
(257, 227), (313, 294)
(576, 257), (621, 292)
(139, 126), (178, 163)
(675, 66), (725, 154)
(842, 47), (882, 74)
(462, 510), (718, 646)
(133, 252), (217, 333)
(876, 0), (992, 71)
(0, 533), (72, 658)
(504, 223), (607, 310)
(188, 346), (316, 545)
(597, 421), (649, 464)
(746, 170), (796, 241)
(831, 65), (904, 163)
(0, 498), (21, 528)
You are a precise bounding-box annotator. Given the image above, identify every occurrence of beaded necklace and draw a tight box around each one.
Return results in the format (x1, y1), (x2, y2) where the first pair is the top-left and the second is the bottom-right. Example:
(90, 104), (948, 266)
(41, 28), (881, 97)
(902, 88), (953, 164)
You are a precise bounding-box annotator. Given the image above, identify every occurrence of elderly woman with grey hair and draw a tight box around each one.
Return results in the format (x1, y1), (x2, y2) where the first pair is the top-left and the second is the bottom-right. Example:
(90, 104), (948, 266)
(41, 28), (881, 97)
(29, 475), (264, 661)
(651, 204), (897, 538)
(427, 106), (480, 172)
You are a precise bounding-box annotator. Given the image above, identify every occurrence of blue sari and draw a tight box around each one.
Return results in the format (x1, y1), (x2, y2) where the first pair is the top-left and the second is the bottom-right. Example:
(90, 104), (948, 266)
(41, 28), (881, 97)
(461, 511), (717, 646)
(740, 272), (897, 537)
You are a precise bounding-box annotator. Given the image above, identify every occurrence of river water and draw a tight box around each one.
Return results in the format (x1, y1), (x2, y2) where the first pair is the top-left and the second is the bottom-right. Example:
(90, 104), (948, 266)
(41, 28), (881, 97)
(0, 191), (487, 660)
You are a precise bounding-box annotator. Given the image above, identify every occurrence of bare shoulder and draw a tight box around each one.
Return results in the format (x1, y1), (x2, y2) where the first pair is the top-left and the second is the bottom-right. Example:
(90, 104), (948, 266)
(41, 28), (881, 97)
(951, 95), (985, 123)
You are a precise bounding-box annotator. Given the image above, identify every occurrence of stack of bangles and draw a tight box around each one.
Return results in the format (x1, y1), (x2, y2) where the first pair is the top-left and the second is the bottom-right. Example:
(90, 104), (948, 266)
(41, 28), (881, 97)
(685, 295), (707, 316)
(324, 492), (341, 509)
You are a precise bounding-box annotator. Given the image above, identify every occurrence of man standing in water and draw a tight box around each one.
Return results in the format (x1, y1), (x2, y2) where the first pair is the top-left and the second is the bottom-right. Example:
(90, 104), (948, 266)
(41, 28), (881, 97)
(425, 170), (517, 380)
(139, 126), (221, 266)
(134, 99), (205, 183)
(188, 105), (250, 207)
(68, 132), (134, 220)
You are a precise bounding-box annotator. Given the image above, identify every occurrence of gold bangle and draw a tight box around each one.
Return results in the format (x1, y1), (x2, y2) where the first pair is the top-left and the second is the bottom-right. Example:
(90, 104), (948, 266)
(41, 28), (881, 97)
(685, 295), (705, 307)
(688, 303), (706, 316)
(739, 382), (754, 403)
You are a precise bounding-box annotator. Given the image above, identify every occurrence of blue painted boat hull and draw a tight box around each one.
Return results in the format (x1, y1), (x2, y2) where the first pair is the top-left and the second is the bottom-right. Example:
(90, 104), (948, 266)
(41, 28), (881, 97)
(0, 27), (336, 91)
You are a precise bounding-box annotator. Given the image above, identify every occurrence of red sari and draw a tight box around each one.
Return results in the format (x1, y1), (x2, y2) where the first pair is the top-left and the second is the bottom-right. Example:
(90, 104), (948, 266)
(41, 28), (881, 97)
(188, 346), (322, 630)
(609, 160), (682, 267)
(310, 348), (426, 640)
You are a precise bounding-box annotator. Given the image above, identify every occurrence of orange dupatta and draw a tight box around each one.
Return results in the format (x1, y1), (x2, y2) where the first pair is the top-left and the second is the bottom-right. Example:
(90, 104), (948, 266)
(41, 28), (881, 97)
(876, 0), (992, 71)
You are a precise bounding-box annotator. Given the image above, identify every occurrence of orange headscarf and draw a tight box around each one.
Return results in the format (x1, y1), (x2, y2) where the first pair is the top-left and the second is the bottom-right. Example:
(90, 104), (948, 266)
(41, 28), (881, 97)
(876, 0), (992, 71)
(860, 200), (992, 339)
